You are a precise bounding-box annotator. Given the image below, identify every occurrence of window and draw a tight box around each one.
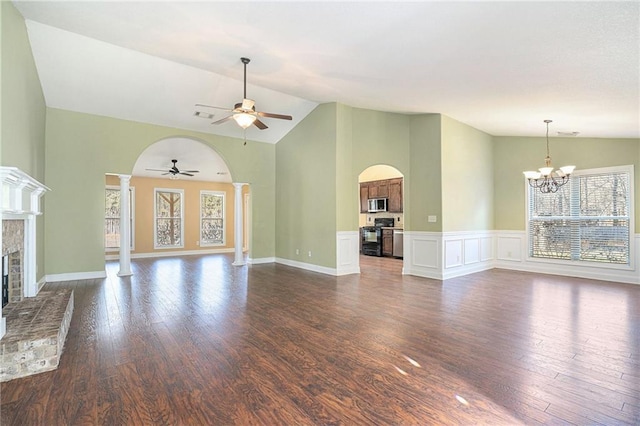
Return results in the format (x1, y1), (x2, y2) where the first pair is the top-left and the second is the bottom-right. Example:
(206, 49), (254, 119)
(154, 189), (184, 249)
(104, 186), (134, 250)
(527, 166), (632, 265)
(200, 191), (225, 246)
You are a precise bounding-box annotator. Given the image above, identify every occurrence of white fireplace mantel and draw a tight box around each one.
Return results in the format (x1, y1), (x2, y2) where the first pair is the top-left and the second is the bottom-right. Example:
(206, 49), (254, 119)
(1, 167), (49, 339)
(1, 167), (49, 216)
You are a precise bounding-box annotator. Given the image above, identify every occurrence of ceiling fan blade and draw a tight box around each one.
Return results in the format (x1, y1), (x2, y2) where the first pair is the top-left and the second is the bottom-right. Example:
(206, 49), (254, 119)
(161, 172), (170, 175)
(179, 172), (194, 177)
(253, 118), (268, 130)
(241, 99), (255, 111)
(181, 170), (199, 173)
(146, 168), (170, 172)
(257, 111), (293, 120)
(212, 115), (233, 125)
(196, 103), (232, 111)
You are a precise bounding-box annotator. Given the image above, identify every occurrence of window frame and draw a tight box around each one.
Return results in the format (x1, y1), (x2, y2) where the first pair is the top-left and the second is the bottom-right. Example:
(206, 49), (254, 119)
(525, 165), (634, 271)
(154, 188), (185, 250)
(199, 190), (226, 247)
(104, 185), (135, 252)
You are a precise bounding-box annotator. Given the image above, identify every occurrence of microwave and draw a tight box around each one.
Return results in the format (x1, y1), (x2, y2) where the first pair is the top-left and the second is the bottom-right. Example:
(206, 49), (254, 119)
(368, 198), (387, 213)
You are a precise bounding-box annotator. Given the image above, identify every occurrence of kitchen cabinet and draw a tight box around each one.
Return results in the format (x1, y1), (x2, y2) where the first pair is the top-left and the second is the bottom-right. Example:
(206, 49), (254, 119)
(369, 180), (389, 198)
(388, 178), (403, 212)
(359, 184), (369, 213)
(360, 178), (403, 213)
(382, 229), (393, 257)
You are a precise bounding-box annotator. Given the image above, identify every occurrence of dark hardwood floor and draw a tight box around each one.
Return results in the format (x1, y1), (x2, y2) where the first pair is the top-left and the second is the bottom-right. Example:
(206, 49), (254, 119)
(1, 253), (639, 425)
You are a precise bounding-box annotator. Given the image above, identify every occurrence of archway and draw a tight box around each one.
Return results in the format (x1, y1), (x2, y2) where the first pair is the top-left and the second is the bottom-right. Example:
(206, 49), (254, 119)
(104, 137), (250, 272)
(358, 164), (405, 272)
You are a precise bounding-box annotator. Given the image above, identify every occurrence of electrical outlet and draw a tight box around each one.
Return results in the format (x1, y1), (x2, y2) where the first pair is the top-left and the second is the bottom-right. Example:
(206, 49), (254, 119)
(308, 251), (312, 257)
(428, 215), (437, 223)
(296, 249), (299, 255)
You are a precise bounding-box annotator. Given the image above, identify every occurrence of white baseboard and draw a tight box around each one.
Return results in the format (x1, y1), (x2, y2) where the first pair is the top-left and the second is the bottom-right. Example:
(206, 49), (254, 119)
(248, 257), (276, 264)
(105, 248), (234, 260)
(46, 270), (107, 283)
(276, 257), (338, 276)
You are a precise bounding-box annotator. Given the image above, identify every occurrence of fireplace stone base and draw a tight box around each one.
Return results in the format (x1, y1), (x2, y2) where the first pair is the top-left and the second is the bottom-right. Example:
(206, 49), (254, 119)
(0, 289), (74, 382)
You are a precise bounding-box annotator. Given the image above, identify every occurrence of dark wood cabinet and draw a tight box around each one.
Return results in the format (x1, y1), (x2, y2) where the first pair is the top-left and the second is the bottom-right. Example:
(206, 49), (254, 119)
(388, 178), (403, 212)
(369, 180), (389, 198)
(359, 184), (369, 213)
(360, 178), (403, 213)
(382, 229), (393, 257)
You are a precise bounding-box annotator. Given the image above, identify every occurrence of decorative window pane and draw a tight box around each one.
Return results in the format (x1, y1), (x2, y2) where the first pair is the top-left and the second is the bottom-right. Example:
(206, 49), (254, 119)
(104, 187), (134, 250)
(200, 191), (225, 245)
(155, 189), (183, 248)
(527, 167), (632, 265)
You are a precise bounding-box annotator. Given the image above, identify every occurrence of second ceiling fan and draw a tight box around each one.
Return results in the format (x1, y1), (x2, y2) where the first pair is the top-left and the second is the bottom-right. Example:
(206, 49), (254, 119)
(196, 57), (292, 131)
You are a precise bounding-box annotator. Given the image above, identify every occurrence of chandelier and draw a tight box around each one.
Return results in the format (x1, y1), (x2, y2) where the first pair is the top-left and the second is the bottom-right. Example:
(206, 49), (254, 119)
(523, 120), (575, 193)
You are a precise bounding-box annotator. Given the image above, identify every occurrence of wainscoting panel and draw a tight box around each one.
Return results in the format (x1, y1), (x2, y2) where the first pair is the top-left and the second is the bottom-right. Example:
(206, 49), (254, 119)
(464, 238), (480, 265)
(336, 231), (360, 276)
(404, 232), (442, 279)
(496, 232), (524, 262)
(444, 239), (463, 268)
(441, 231), (494, 279)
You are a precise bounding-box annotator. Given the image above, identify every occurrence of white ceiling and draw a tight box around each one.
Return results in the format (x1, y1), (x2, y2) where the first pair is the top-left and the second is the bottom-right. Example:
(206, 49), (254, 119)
(13, 0), (640, 145)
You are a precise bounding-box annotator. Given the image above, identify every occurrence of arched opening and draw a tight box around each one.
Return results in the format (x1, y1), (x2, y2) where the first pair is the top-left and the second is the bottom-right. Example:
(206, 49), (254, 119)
(358, 165), (404, 273)
(104, 137), (250, 268)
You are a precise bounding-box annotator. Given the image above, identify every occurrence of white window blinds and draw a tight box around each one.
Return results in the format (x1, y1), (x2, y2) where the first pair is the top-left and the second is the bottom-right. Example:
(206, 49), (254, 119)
(528, 167), (631, 265)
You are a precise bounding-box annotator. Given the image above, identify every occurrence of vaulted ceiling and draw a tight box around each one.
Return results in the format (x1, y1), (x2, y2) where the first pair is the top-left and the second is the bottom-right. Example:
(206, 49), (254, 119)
(13, 1), (640, 144)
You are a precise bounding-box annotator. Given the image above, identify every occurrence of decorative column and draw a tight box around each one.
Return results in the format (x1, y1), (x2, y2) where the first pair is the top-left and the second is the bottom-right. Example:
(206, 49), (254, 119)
(117, 174), (133, 276)
(232, 183), (246, 266)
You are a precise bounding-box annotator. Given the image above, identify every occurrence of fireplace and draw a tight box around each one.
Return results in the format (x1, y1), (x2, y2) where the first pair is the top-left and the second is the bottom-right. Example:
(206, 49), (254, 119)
(1, 167), (49, 339)
(2, 220), (25, 307)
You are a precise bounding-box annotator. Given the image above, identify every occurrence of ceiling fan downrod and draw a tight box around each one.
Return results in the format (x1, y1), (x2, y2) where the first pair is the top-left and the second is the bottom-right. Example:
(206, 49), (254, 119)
(241, 57), (250, 100)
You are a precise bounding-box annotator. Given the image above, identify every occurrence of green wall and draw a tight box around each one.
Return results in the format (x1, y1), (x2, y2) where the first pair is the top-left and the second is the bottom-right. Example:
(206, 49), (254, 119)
(275, 103), (336, 267)
(335, 103), (356, 231)
(494, 135), (640, 230)
(409, 114), (442, 232)
(1, 2), (47, 281)
(441, 115), (494, 231)
(44, 108), (276, 275)
(275, 104), (449, 269)
(349, 106), (412, 227)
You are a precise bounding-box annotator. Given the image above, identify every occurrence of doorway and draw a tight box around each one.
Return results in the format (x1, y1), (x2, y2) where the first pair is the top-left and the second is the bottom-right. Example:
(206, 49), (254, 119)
(358, 165), (404, 273)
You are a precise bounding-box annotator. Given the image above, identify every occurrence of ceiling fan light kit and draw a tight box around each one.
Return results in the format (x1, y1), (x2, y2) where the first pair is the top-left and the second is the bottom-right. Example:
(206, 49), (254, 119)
(195, 57), (292, 136)
(523, 120), (576, 193)
(233, 112), (257, 129)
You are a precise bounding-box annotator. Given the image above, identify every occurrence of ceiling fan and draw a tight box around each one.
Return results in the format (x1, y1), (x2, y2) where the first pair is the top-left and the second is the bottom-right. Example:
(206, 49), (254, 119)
(146, 159), (199, 177)
(196, 57), (293, 132)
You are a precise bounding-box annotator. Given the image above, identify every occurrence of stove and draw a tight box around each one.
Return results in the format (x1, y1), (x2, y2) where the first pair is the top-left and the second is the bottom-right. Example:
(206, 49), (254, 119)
(361, 218), (395, 256)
